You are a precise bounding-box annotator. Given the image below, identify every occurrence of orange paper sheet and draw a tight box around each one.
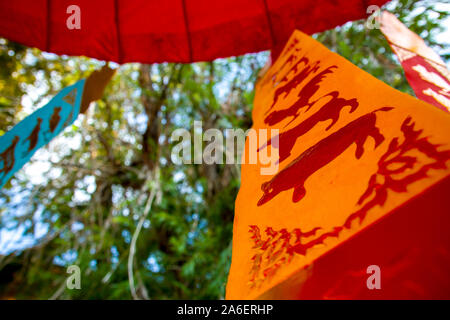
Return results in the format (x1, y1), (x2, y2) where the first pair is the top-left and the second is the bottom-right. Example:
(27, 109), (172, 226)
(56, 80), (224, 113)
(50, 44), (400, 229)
(226, 30), (450, 299)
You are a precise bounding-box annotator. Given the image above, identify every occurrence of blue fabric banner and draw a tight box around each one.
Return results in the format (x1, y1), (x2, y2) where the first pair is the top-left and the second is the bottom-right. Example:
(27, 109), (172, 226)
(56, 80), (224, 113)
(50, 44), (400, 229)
(0, 79), (85, 188)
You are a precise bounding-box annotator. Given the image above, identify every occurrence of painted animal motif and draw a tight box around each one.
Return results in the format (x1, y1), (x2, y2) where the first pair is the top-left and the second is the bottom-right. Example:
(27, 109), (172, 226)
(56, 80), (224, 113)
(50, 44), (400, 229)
(49, 106), (62, 133)
(258, 107), (393, 206)
(266, 57), (320, 113)
(63, 88), (77, 106)
(259, 91), (359, 164)
(266, 48), (302, 85)
(264, 66), (337, 126)
(0, 136), (19, 177)
(24, 117), (43, 152)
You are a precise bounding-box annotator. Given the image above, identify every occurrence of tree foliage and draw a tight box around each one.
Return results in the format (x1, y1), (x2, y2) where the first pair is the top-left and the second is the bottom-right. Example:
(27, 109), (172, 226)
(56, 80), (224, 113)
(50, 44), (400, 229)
(0, 0), (448, 299)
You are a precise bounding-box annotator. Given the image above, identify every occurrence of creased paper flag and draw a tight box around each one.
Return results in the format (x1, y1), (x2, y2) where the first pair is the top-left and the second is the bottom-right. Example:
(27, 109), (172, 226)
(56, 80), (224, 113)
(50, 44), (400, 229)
(0, 66), (115, 189)
(380, 11), (450, 112)
(226, 30), (450, 299)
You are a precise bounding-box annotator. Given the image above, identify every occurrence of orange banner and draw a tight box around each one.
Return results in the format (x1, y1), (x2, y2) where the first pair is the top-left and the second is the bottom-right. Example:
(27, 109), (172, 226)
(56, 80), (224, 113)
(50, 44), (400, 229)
(226, 30), (450, 299)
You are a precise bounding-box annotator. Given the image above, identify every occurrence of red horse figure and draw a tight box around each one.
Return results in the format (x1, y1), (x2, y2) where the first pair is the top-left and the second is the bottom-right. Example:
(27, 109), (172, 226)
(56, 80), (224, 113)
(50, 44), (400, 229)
(258, 107), (393, 206)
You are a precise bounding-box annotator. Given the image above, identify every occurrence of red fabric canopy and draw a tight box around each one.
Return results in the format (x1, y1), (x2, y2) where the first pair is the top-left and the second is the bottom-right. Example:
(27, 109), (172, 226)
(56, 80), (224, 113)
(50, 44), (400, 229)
(0, 0), (389, 64)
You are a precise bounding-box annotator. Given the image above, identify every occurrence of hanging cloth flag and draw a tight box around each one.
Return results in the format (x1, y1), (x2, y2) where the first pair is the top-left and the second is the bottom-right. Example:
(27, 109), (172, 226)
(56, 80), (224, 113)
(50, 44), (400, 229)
(0, 0), (390, 64)
(0, 66), (115, 189)
(226, 30), (450, 299)
(380, 11), (450, 112)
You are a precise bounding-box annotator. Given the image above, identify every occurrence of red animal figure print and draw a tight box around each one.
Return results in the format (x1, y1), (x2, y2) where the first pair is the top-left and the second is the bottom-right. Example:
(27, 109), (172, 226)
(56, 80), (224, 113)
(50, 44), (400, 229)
(262, 48), (302, 87)
(62, 109), (74, 129)
(63, 88), (77, 106)
(343, 116), (450, 228)
(266, 57), (320, 113)
(0, 136), (19, 176)
(248, 225), (340, 287)
(249, 116), (450, 287)
(260, 37), (301, 88)
(276, 51), (309, 83)
(259, 91), (359, 164)
(278, 48), (301, 76)
(271, 37), (300, 67)
(258, 107), (392, 206)
(24, 117), (43, 152)
(49, 107), (62, 133)
(264, 65), (337, 126)
(283, 37), (299, 56)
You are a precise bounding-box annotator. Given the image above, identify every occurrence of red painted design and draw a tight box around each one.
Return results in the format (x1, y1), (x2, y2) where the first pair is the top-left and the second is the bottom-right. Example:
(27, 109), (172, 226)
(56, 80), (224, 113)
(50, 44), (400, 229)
(262, 47), (302, 87)
(266, 57), (320, 114)
(49, 107), (62, 133)
(400, 55), (450, 113)
(283, 38), (299, 56)
(343, 116), (450, 228)
(62, 109), (74, 129)
(279, 49), (301, 74)
(63, 88), (77, 106)
(270, 37), (301, 66)
(250, 117), (450, 286)
(0, 136), (19, 176)
(249, 224), (344, 287)
(258, 108), (392, 206)
(259, 91), (359, 164)
(249, 225), (322, 287)
(264, 65), (337, 126)
(24, 117), (43, 152)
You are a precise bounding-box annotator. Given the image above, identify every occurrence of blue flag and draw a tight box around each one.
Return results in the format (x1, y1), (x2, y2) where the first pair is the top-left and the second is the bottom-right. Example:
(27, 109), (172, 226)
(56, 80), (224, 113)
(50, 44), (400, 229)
(0, 80), (85, 188)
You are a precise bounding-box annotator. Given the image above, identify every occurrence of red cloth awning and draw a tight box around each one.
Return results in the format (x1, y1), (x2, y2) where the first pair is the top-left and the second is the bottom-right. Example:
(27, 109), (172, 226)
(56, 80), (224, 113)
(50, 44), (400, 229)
(0, 0), (389, 64)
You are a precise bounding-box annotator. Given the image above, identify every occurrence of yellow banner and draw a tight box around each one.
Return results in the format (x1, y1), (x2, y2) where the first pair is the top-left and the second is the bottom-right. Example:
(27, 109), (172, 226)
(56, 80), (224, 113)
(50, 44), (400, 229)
(226, 30), (450, 299)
